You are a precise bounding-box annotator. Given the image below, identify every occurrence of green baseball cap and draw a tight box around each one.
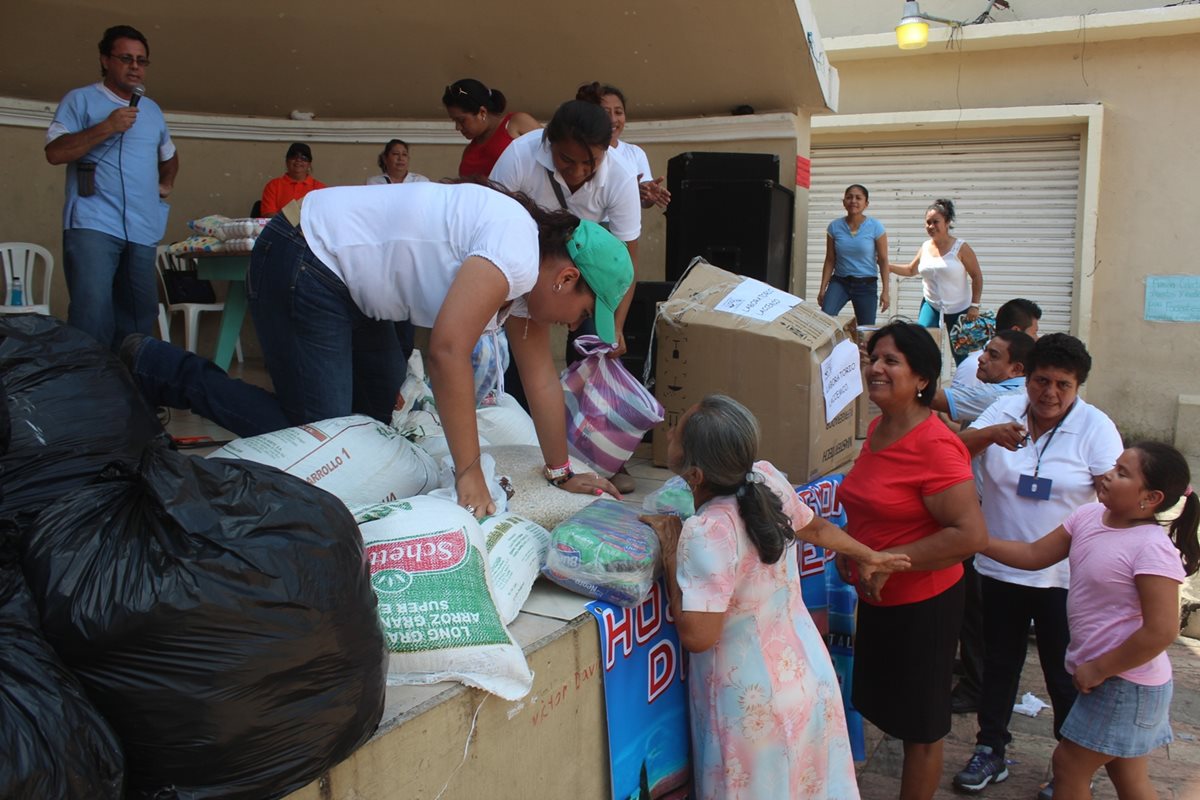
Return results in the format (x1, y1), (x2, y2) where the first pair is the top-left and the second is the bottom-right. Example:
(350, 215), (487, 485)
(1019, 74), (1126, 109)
(566, 219), (634, 345)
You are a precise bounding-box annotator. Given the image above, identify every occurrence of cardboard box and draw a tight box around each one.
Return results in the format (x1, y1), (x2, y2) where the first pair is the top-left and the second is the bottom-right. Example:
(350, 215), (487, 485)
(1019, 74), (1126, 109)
(855, 325), (944, 439)
(651, 260), (856, 483)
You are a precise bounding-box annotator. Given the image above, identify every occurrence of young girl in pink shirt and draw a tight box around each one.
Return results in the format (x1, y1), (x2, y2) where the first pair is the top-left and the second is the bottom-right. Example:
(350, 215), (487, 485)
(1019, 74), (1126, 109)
(984, 442), (1199, 799)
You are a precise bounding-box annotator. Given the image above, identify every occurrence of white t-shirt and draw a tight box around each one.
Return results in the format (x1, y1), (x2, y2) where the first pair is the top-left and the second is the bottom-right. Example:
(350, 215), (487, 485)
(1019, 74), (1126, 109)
(609, 140), (652, 183)
(301, 183), (538, 328)
(969, 393), (1123, 588)
(952, 349), (985, 390)
(365, 172), (430, 185)
(489, 130), (641, 242)
(918, 238), (972, 314)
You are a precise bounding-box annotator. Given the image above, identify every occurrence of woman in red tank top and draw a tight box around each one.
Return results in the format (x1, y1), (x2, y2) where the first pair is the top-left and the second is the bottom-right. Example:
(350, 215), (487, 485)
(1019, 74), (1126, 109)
(443, 78), (540, 177)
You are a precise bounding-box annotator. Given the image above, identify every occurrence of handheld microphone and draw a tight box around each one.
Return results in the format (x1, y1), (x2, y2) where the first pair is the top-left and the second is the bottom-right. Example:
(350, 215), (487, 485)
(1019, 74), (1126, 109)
(130, 85), (145, 108)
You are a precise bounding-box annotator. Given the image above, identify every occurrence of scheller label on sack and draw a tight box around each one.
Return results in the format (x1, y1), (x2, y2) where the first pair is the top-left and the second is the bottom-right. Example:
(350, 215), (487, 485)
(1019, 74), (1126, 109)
(367, 530), (468, 579)
(366, 524), (511, 653)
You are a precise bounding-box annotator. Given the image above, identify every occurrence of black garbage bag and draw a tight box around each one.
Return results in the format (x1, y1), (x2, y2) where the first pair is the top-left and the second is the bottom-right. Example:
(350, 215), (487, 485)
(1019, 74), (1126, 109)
(0, 525), (124, 799)
(0, 373), (10, 460)
(0, 314), (163, 521)
(23, 444), (387, 800)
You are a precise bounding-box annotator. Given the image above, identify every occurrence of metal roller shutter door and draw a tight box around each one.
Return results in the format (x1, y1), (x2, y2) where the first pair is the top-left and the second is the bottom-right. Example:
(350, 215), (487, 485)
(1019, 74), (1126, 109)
(805, 137), (1081, 334)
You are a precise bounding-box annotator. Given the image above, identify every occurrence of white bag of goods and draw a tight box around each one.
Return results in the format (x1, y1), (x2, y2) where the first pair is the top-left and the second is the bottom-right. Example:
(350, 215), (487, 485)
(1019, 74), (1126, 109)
(428, 453), (511, 516)
(480, 513), (552, 625)
(542, 499), (661, 607)
(354, 497), (534, 700)
(482, 445), (605, 530)
(475, 393), (540, 447)
(209, 415), (439, 513)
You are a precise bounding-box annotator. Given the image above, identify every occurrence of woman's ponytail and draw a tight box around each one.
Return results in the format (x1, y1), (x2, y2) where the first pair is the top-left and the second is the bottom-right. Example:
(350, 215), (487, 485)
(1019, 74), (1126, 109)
(678, 396), (795, 565)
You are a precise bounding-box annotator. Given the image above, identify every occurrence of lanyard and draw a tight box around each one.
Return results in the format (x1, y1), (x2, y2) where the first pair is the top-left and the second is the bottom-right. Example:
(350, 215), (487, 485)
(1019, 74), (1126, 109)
(1025, 401), (1075, 477)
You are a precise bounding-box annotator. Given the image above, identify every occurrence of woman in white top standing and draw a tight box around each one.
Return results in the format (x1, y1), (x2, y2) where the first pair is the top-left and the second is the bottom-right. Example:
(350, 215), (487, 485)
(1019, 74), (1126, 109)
(366, 139), (430, 185)
(890, 198), (984, 364)
(576, 82), (671, 210)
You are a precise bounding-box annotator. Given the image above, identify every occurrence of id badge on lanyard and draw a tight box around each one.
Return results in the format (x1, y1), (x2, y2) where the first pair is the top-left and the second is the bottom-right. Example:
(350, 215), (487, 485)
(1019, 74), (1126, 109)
(1017, 474), (1052, 500)
(1016, 403), (1074, 502)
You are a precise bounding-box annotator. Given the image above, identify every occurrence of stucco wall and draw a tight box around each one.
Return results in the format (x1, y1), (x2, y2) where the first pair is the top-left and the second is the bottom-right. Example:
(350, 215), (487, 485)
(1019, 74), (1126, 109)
(816, 31), (1200, 442)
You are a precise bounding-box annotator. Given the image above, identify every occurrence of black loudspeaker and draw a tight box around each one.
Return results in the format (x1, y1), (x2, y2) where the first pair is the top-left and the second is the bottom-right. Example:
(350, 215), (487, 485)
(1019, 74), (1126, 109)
(620, 281), (673, 382)
(666, 152), (780, 194)
(665, 177), (795, 290)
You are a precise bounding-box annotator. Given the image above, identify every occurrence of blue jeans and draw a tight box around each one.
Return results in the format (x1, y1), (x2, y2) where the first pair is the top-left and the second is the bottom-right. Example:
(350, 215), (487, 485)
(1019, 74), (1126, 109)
(247, 215), (406, 425)
(129, 215), (407, 435)
(821, 275), (878, 324)
(918, 300), (968, 365)
(130, 337), (290, 437)
(63, 228), (158, 350)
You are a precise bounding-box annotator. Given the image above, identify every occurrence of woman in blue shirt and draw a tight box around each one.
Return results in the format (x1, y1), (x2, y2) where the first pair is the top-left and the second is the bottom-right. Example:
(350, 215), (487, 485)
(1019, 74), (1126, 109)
(818, 184), (890, 324)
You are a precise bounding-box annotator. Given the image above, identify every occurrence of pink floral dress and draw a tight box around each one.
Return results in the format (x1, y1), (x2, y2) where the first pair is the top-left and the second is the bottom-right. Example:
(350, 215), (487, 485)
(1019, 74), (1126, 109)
(677, 461), (859, 799)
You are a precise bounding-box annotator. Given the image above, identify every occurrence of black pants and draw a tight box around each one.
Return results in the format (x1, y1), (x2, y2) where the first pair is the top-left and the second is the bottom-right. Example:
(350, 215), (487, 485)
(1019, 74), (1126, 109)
(957, 556), (985, 697)
(976, 576), (1076, 757)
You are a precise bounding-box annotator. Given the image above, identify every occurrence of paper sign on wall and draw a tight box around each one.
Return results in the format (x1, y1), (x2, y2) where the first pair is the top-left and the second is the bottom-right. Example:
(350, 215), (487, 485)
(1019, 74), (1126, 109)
(821, 339), (863, 424)
(713, 278), (801, 323)
(1145, 275), (1200, 322)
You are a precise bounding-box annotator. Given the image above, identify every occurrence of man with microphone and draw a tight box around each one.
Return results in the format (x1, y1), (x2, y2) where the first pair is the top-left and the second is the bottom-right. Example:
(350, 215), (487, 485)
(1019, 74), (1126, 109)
(45, 24), (179, 350)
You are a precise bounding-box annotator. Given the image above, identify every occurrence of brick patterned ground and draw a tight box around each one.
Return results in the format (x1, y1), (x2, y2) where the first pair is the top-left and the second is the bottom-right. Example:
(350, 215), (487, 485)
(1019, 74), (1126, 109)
(856, 636), (1200, 799)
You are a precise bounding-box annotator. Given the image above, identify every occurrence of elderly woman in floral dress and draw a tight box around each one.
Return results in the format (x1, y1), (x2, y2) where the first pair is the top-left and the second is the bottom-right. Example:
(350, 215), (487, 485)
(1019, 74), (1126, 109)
(643, 395), (909, 798)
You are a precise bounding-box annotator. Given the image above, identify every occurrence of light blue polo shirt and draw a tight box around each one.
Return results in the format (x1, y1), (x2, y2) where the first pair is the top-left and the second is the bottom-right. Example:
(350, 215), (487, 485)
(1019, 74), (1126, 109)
(48, 83), (175, 246)
(945, 376), (1025, 423)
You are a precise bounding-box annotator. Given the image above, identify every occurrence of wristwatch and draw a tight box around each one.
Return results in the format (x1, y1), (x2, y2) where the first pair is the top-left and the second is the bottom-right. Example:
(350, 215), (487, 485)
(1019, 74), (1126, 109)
(544, 462), (574, 487)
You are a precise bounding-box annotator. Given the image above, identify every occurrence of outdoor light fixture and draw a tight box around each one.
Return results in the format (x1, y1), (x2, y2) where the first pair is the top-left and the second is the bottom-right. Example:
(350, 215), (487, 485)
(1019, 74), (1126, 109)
(896, 0), (1008, 50)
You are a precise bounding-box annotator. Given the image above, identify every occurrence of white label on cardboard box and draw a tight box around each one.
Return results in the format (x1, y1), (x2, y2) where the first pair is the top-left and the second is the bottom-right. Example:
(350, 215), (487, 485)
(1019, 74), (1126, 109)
(712, 279), (801, 323)
(821, 339), (863, 424)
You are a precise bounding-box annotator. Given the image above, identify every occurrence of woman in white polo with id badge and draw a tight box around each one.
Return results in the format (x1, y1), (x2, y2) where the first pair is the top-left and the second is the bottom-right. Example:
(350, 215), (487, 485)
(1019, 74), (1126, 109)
(955, 333), (1123, 797)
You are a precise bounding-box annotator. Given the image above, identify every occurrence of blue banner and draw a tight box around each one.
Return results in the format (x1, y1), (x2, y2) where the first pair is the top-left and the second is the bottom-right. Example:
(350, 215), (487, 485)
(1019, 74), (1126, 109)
(794, 474), (866, 760)
(588, 580), (691, 800)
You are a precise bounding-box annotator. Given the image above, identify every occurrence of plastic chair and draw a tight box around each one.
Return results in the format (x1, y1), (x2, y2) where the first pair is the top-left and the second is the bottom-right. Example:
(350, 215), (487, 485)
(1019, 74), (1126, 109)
(155, 246), (243, 362)
(1, 242), (54, 315)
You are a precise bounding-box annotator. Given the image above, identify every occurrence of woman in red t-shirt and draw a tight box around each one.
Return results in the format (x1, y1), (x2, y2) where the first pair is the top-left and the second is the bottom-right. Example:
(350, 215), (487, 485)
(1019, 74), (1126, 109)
(443, 78), (539, 178)
(836, 322), (987, 800)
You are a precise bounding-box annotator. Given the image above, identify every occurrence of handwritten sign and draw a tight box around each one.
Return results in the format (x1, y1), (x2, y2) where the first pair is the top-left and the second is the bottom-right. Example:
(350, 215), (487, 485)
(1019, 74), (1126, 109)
(1145, 275), (1200, 322)
(820, 339), (863, 424)
(713, 278), (801, 323)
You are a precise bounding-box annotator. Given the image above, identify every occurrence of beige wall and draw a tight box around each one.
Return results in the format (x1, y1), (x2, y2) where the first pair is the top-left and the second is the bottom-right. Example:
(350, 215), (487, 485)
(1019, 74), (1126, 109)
(816, 30), (1200, 442)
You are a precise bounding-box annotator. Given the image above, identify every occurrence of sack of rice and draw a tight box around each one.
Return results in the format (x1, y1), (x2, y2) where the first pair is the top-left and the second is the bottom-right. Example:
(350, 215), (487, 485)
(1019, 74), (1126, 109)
(542, 499), (660, 607)
(482, 445), (604, 530)
(355, 496), (534, 700)
(480, 513), (552, 624)
(209, 415), (439, 513)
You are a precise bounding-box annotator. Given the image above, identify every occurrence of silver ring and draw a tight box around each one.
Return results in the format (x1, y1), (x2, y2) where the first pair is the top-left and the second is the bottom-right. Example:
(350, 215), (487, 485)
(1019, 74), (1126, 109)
(465, 504), (476, 514)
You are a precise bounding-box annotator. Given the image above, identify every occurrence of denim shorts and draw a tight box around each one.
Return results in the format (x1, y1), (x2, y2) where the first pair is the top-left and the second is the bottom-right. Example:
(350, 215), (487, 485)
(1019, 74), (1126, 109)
(1060, 676), (1173, 758)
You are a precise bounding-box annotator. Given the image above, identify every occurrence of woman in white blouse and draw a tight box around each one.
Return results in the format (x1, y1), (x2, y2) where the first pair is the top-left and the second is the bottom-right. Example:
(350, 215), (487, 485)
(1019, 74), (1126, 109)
(889, 198), (984, 365)
(366, 139), (430, 185)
